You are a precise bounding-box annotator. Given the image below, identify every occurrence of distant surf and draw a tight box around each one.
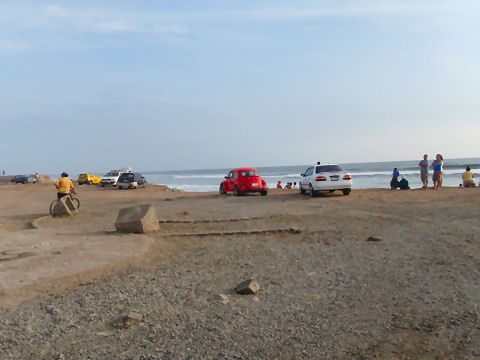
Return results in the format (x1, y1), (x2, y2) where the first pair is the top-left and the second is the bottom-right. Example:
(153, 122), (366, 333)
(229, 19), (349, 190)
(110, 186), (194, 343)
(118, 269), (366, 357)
(140, 157), (480, 192)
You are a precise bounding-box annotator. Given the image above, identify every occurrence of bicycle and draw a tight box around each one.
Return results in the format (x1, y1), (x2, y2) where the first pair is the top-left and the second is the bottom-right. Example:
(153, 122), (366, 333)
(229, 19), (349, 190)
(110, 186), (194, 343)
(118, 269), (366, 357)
(49, 193), (80, 216)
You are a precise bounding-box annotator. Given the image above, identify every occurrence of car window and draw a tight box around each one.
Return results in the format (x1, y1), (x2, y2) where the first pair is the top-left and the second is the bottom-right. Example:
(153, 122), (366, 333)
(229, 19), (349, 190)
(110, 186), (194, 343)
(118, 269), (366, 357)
(119, 173), (134, 180)
(316, 165), (345, 173)
(227, 171), (233, 179)
(233, 171), (239, 179)
(241, 171), (259, 177)
(305, 167), (313, 176)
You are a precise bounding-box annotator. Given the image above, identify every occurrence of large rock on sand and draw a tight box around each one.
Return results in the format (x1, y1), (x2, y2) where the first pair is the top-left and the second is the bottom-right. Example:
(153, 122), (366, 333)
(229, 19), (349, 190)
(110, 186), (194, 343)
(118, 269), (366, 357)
(36, 174), (53, 183)
(52, 196), (78, 217)
(115, 204), (159, 233)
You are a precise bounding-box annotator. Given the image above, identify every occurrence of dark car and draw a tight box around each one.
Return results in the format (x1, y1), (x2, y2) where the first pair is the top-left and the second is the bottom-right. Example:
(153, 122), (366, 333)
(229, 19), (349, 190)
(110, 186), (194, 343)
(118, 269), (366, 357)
(117, 172), (146, 189)
(12, 175), (37, 184)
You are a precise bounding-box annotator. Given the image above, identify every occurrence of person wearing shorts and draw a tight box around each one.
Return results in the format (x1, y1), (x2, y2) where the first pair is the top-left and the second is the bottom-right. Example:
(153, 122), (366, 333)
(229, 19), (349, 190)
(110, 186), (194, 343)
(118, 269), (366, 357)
(55, 172), (77, 199)
(432, 154), (443, 190)
(418, 154), (429, 189)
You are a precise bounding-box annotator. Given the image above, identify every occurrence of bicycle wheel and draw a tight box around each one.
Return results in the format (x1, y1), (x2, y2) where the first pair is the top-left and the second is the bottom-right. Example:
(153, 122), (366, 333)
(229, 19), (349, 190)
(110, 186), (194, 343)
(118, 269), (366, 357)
(49, 200), (58, 216)
(71, 197), (80, 209)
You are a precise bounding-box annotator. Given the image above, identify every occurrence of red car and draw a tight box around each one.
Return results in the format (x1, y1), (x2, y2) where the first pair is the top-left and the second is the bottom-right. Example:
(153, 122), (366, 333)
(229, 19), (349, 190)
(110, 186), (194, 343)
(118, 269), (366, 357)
(219, 168), (268, 196)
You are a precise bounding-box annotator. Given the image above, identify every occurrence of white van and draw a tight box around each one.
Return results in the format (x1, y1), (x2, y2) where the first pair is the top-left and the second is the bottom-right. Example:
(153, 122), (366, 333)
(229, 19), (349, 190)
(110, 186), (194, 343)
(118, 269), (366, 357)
(101, 167), (132, 187)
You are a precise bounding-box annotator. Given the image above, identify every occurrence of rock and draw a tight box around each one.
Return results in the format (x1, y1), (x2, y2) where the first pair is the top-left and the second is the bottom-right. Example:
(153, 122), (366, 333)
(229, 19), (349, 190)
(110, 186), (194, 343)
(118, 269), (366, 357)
(52, 196), (78, 217)
(96, 331), (113, 337)
(115, 204), (159, 233)
(212, 294), (229, 304)
(36, 174), (53, 183)
(183, 211), (191, 215)
(367, 235), (384, 242)
(127, 311), (144, 322)
(114, 311), (144, 329)
(235, 279), (260, 295)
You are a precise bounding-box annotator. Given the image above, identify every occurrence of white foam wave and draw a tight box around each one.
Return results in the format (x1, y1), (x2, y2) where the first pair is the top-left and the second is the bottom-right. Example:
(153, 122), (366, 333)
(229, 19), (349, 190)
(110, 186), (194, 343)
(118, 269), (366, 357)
(172, 174), (226, 179)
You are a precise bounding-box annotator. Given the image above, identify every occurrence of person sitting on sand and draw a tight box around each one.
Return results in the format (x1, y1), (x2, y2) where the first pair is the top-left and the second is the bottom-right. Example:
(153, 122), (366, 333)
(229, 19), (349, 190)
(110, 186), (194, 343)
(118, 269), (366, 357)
(55, 172), (77, 199)
(277, 181), (282, 189)
(292, 182), (298, 189)
(432, 154), (443, 190)
(390, 168), (400, 189)
(285, 182), (292, 189)
(462, 166), (476, 187)
(399, 176), (410, 190)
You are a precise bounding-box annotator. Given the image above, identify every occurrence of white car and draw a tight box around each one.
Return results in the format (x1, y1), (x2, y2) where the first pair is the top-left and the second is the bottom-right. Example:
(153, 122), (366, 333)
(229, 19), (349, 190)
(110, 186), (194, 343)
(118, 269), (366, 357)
(299, 164), (352, 196)
(101, 167), (132, 187)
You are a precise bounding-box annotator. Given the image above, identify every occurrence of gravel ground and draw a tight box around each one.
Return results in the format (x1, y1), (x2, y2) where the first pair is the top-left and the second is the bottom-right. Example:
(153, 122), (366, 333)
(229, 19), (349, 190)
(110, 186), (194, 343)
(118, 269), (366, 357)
(1, 186), (480, 359)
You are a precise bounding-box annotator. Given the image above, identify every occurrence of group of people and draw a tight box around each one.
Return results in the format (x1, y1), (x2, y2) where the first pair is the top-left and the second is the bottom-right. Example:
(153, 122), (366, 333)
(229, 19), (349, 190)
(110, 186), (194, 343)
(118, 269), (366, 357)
(391, 154), (444, 190)
(391, 154), (477, 190)
(276, 181), (298, 189)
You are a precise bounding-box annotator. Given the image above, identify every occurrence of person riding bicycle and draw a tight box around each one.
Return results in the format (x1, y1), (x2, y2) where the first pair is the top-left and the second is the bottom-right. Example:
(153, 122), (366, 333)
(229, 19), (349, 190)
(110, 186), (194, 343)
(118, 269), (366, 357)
(55, 172), (77, 199)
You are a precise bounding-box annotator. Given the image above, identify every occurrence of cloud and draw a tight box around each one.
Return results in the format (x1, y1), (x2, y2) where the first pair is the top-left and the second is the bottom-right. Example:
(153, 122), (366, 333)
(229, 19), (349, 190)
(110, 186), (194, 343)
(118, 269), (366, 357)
(90, 20), (138, 34)
(0, 40), (29, 52)
(45, 4), (68, 18)
(153, 24), (189, 34)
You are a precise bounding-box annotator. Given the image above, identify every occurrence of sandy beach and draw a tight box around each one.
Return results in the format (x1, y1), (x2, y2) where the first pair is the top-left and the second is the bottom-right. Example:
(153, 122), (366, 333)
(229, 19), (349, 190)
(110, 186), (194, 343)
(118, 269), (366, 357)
(1, 183), (479, 359)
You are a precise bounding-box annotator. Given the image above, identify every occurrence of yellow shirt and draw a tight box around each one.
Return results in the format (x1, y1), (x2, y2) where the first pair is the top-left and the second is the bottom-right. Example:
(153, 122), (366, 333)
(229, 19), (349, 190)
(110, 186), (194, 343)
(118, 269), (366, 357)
(55, 177), (75, 194)
(462, 171), (474, 181)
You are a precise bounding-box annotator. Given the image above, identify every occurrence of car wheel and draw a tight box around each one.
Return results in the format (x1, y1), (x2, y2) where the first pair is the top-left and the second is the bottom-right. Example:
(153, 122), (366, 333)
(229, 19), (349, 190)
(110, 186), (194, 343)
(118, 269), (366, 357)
(329, 190), (335, 193)
(300, 184), (306, 194)
(101, 183), (105, 187)
(309, 184), (316, 197)
(261, 190), (267, 196)
(23, 181), (27, 184)
(342, 189), (351, 196)
(234, 185), (241, 196)
(118, 186), (123, 190)
(219, 184), (226, 195)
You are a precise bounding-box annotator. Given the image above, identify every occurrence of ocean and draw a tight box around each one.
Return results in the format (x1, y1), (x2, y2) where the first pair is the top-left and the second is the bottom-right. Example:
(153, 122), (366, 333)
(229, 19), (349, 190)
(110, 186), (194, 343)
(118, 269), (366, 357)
(141, 157), (480, 192)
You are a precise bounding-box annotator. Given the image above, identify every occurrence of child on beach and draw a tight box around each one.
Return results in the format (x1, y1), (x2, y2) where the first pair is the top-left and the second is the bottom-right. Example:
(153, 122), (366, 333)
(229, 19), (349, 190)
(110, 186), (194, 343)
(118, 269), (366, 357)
(390, 168), (400, 189)
(277, 181), (282, 189)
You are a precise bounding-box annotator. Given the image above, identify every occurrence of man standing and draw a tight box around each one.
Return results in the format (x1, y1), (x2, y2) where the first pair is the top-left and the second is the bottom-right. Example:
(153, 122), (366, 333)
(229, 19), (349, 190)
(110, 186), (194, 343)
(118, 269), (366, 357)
(55, 172), (77, 199)
(418, 154), (429, 189)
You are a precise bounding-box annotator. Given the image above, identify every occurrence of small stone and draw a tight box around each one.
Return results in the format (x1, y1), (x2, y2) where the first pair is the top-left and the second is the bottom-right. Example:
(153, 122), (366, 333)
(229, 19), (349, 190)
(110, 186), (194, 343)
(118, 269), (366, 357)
(235, 279), (260, 295)
(127, 311), (144, 322)
(367, 235), (384, 242)
(96, 331), (113, 337)
(215, 294), (229, 304)
(183, 211), (191, 215)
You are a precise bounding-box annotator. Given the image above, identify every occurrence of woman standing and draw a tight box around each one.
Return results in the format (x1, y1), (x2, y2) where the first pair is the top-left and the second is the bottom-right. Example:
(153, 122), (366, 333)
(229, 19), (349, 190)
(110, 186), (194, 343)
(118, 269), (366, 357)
(432, 154), (443, 190)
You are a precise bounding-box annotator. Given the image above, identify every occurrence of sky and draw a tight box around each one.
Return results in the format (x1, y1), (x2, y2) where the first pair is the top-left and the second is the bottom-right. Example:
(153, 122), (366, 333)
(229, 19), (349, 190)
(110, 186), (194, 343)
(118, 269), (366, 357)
(1, 0), (480, 174)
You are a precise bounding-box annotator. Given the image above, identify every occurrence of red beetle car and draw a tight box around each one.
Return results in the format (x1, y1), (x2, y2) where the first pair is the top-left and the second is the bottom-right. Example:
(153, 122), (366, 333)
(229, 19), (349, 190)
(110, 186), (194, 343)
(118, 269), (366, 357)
(219, 168), (268, 196)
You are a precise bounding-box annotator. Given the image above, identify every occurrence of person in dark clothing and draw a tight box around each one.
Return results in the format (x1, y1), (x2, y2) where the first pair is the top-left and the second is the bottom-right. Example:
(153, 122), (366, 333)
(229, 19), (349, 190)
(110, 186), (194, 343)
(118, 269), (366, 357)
(390, 168), (400, 189)
(399, 176), (410, 190)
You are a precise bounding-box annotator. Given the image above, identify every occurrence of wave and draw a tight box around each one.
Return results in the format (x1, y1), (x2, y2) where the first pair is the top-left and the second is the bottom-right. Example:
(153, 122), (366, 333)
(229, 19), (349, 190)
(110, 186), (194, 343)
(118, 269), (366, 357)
(172, 174), (226, 179)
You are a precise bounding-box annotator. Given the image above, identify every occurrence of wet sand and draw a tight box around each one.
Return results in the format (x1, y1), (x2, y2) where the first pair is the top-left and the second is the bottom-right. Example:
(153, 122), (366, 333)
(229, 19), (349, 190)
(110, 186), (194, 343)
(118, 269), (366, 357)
(1, 183), (479, 359)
